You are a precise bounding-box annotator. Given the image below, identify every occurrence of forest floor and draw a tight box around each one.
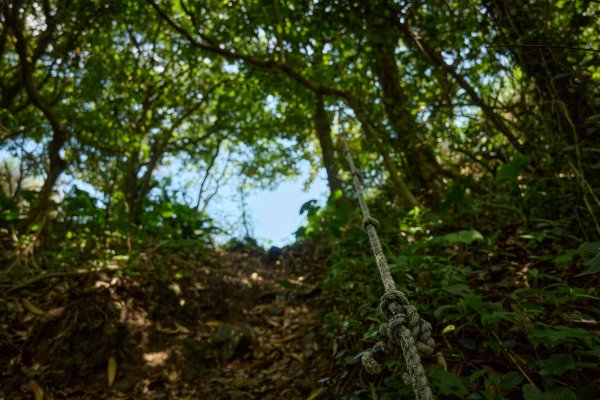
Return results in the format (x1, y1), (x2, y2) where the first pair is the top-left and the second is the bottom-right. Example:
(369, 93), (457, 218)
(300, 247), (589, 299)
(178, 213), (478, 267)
(1, 233), (599, 399)
(0, 241), (337, 399)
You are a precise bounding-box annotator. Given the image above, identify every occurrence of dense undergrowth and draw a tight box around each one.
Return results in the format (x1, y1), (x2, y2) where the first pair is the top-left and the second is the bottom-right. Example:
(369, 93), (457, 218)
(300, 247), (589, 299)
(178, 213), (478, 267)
(294, 170), (600, 399)
(1, 157), (600, 399)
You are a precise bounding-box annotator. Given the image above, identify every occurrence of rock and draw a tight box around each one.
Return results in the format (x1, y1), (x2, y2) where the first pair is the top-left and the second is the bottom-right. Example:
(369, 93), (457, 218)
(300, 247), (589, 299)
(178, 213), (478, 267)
(265, 306), (284, 316)
(209, 323), (253, 363)
(182, 338), (209, 362)
(266, 246), (283, 263)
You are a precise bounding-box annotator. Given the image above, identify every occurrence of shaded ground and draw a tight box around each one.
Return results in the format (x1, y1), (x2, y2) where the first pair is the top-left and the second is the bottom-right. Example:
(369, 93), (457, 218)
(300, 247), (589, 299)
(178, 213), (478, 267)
(2, 232), (599, 399)
(0, 241), (333, 399)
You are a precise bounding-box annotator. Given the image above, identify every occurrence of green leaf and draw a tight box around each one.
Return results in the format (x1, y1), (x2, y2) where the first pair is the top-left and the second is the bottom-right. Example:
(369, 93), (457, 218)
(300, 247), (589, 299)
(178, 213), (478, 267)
(429, 369), (469, 397)
(463, 294), (485, 311)
(343, 352), (363, 365)
(575, 253), (600, 277)
(443, 284), (471, 297)
(481, 310), (516, 327)
(275, 279), (294, 289)
(434, 304), (459, 319)
(22, 299), (45, 316)
(161, 210), (175, 218)
(436, 229), (484, 246)
(554, 242), (600, 268)
(523, 384), (576, 400)
(2, 210), (21, 221)
(552, 249), (576, 265)
(522, 384), (545, 400)
(584, 347), (600, 358)
(576, 242), (600, 255)
(496, 155), (532, 183)
(499, 371), (523, 390)
(363, 329), (379, 339)
(528, 324), (595, 349)
(536, 354), (575, 376)
(369, 382), (379, 400)
(383, 375), (405, 390)
(389, 254), (409, 266)
(299, 199), (319, 216)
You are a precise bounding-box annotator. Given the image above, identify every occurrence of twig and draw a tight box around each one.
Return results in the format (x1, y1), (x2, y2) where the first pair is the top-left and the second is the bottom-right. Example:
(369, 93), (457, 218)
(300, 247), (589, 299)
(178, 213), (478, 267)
(491, 331), (535, 386)
(487, 44), (599, 54)
(1, 268), (112, 294)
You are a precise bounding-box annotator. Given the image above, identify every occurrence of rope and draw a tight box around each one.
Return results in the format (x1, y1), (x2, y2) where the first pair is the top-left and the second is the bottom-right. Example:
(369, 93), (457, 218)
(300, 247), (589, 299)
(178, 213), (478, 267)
(339, 126), (435, 400)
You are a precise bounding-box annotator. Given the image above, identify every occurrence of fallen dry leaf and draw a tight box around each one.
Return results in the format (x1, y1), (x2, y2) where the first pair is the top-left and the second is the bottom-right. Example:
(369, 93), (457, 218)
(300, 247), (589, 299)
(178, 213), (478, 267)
(108, 355), (117, 387)
(22, 299), (44, 316)
(30, 380), (43, 400)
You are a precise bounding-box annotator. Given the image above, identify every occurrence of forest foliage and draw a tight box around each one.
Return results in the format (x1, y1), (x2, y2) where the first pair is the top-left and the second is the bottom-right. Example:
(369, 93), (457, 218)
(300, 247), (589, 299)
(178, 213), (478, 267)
(1, 0), (599, 399)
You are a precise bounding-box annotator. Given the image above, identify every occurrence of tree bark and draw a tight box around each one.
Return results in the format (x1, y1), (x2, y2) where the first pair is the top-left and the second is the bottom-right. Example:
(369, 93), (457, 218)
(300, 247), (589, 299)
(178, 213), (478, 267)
(123, 146), (141, 224)
(347, 98), (419, 209)
(370, 38), (445, 202)
(314, 94), (345, 200)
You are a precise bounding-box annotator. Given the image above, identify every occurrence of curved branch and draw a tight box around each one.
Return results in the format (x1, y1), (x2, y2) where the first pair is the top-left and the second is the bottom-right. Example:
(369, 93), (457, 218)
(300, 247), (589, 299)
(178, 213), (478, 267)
(386, 2), (525, 153)
(145, 0), (349, 99)
(7, 12), (68, 229)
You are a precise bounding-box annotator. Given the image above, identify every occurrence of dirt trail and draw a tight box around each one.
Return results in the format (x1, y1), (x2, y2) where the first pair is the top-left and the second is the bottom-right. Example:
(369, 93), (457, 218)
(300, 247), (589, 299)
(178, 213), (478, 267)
(0, 242), (332, 399)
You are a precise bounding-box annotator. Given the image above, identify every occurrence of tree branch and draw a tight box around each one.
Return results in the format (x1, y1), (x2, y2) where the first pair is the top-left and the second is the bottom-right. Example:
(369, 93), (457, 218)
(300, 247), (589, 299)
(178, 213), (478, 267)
(145, 0), (349, 99)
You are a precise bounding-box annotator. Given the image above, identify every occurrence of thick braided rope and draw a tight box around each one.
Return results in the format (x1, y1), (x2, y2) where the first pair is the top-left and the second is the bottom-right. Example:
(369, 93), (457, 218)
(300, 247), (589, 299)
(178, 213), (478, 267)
(340, 130), (435, 400)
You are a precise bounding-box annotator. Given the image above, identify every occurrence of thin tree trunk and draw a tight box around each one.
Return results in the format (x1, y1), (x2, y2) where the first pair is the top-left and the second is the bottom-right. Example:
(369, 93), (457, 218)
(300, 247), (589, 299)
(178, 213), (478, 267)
(123, 147), (140, 223)
(132, 134), (171, 224)
(314, 94), (345, 200)
(194, 138), (223, 214)
(379, 139), (420, 209)
(370, 39), (445, 202)
(346, 99), (420, 209)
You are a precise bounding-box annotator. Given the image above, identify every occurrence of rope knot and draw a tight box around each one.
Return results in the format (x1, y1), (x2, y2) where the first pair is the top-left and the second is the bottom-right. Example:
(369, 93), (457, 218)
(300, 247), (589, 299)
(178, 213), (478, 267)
(362, 290), (435, 393)
(380, 289), (409, 318)
(380, 291), (435, 355)
(362, 216), (380, 231)
(361, 341), (388, 374)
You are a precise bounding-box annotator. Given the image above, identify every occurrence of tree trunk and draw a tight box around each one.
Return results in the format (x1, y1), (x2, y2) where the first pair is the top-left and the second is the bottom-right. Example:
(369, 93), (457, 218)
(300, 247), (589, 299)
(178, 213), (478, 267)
(9, 13), (68, 231)
(133, 134), (171, 223)
(314, 94), (345, 200)
(370, 39), (445, 202)
(24, 138), (67, 230)
(346, 97), (420, 208)
(123, 147), (141, 225)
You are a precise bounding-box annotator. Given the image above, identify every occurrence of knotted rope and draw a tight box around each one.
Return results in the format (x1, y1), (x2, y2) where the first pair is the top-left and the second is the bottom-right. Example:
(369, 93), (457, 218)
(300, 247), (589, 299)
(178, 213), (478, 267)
(339, 127), (435, 400)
